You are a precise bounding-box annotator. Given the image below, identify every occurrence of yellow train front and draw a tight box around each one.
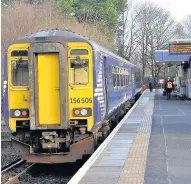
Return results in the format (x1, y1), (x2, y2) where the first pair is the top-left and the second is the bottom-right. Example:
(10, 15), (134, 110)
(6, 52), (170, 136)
(3, 29), (142, 163)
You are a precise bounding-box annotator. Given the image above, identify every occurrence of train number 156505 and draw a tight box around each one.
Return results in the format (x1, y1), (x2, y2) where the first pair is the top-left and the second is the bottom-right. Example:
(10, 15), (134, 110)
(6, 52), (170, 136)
(70, 98), (92, 103)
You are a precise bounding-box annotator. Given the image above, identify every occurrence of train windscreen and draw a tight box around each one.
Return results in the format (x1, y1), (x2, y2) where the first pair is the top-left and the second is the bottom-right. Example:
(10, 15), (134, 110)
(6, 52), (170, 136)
(12, 59), (29, 86)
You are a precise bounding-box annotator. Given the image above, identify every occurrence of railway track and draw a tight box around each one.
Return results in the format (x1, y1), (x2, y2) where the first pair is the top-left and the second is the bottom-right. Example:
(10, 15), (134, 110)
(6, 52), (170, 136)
(1, 159), (35, 184)
(1, 159), (24, 174)
(1, 159), (74, 184)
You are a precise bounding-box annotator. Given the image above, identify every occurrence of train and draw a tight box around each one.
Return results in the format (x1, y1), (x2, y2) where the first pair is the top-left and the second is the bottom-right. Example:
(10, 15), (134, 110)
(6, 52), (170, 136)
(2, 29), (143, 163)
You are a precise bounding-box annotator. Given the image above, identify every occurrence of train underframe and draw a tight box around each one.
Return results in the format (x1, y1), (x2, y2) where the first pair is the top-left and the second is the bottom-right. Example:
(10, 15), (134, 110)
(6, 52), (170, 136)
(11, 92), (141, 163)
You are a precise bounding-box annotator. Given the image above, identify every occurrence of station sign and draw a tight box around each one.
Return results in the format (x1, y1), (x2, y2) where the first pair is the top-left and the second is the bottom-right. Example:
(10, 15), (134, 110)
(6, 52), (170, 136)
(159, 79), (164, 84)
(169, 43), (191, 55)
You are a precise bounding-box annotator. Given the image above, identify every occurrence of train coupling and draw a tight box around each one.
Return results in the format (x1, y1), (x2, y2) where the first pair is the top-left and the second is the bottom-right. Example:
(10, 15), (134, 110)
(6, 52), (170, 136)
(40, 131), (66, 149)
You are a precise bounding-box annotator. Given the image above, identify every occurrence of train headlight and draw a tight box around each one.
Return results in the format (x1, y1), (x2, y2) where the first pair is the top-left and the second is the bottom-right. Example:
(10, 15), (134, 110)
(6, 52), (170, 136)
(14, 110), (21, 117)
(73, 108), (92, 117)
(10, 109), (29, 118)
(81, 109), (88, 116)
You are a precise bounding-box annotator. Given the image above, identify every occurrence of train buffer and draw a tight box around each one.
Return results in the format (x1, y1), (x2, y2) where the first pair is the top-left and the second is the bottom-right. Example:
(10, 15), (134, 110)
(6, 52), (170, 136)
(68, 89), (191, 184)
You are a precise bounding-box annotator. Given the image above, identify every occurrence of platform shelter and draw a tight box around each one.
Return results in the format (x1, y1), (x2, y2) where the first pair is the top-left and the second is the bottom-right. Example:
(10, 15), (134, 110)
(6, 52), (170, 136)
(155, 39), (191, 99)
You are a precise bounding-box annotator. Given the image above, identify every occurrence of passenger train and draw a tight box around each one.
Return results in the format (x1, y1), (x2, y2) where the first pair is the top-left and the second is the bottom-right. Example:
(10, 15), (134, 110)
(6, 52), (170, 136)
(3, 29), (143, 163)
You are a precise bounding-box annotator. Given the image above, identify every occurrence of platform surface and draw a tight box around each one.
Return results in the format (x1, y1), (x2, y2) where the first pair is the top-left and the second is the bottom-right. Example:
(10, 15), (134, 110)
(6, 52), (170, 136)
(144, 90), (191, 184)
(68, 89), (191, 184)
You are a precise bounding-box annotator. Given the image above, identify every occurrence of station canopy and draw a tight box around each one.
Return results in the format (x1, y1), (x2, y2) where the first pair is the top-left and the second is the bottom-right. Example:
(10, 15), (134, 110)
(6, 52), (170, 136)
(155, 39), (191, 65)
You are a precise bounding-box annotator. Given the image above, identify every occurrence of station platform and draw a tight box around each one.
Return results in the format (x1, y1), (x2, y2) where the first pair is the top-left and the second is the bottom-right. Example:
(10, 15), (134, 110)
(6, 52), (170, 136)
(68, 89), (191, 184)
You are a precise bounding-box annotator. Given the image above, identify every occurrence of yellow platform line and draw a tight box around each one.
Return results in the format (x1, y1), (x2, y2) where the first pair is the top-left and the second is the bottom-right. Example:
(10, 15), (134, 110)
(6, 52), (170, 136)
(118, 92), (155, 184)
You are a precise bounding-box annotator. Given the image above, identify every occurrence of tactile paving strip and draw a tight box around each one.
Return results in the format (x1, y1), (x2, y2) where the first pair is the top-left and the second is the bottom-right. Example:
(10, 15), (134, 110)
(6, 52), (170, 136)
(118, 92), (154, 184)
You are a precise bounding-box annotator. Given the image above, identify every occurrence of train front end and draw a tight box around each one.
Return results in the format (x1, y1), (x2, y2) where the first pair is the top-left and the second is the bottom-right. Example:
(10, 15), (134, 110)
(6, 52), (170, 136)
(3, 35), (95, 163)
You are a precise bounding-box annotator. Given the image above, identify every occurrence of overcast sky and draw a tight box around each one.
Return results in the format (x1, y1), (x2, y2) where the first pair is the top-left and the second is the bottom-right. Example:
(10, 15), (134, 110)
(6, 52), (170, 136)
(133, 0), (191, 21)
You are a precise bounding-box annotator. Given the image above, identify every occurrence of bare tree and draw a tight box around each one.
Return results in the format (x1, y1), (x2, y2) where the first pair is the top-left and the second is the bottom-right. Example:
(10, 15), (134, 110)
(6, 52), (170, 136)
(174, 23), (187, 38)
(127, 2), (177, 83)
(146, 4), (176, 82)
(183, 15), (191, 37)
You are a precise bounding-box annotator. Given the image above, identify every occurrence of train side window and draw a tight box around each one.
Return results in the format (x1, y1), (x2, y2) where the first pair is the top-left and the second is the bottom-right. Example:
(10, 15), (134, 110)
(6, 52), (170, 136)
(12, 59), (29, 86)
(70, 59), (89, 85)
(121, 75), (123, 86)
(108, 65), (113, 87)
(118, 73), (121, 86)
(112, 66), (117, 87)
(123, 75), (126, 86)
(70, 49), (88, 55)
(119, 69), (122, 87)
(119, 74), (121, 86)
(117, 74), (119, 86)
(123, 70), (126, 86)
(120, 74), (122, 86)
(113, 74), (116, 87)
(126, 75), (129, 85)
(129, 72), (132, 83)
(126, 70), (128, 86)
(117, 68), (120, 86)
(121, 74), (124, 86)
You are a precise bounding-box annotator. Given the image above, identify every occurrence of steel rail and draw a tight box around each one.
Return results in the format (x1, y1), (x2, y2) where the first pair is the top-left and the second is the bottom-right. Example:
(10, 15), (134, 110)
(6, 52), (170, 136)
(1, 159), (25, 174)
(5, 163), (35, 184)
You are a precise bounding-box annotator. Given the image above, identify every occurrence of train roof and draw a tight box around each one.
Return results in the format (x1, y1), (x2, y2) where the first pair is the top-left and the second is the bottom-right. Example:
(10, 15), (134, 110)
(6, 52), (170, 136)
(10, 29), (135, 67)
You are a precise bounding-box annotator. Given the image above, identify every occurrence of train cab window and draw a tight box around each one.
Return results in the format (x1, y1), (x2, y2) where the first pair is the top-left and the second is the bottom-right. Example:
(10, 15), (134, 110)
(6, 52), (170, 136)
(70, 59), (89, 84)
(12, 59), (29, 86)
(11, 50), (28, 57)
(70, 49), (88, 55)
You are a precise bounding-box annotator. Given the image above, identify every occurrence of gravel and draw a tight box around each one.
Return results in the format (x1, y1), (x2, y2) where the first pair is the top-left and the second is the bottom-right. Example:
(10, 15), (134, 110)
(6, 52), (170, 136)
(1, 139), (25, 184)
(20, 172), (72, 184)
(19, 162), (84, 184)
(1, 141), (21, 168)
(1, 119), (21, 168)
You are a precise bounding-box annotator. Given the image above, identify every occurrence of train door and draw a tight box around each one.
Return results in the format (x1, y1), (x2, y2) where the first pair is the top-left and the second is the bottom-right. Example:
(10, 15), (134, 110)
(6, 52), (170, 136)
(28, 42), (68, 130)
(37, 54), (60, 125)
